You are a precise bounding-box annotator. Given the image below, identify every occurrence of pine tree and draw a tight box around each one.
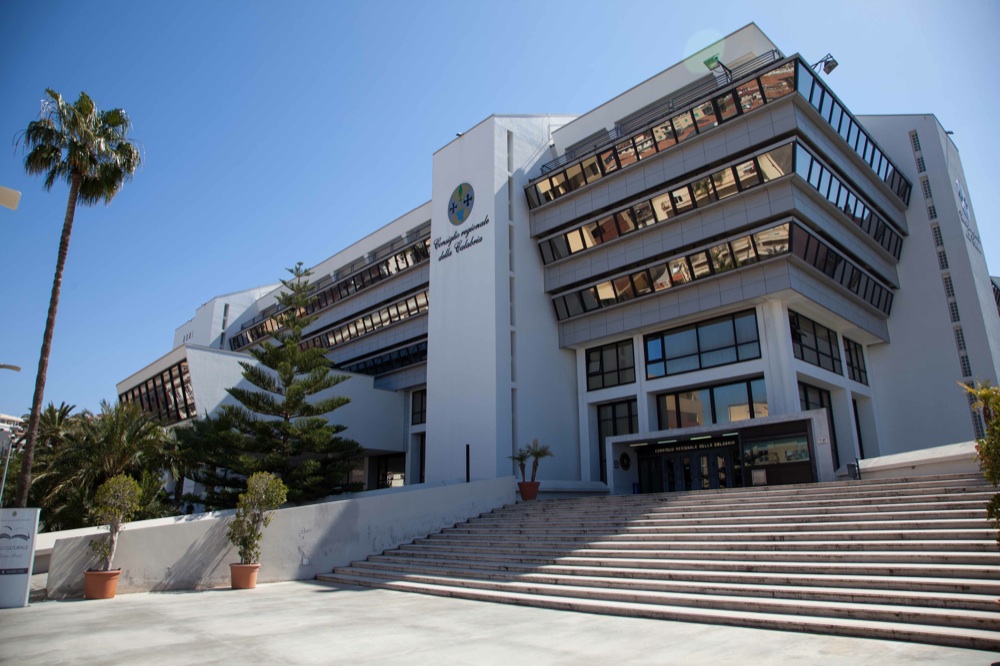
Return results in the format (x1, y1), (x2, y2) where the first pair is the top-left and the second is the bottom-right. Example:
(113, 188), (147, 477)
(214, 263), (361, 504)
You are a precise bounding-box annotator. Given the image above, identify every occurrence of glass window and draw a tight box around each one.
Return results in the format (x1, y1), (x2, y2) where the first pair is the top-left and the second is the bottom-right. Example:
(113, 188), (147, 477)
(753, 223), (790, 256)
(692, 101), (718, 133)
(600, 148), (619, 174)
(633, 201), (656, 229)
(596, 281), (617, 307)
(712, 168), (739, 199)
(550, 234), (570, 260)
(649, 264), (671, 291)
(691, 176), (716, 208)
(565, 164), (585, 192)
(616, 209), (637, 235)
(759, 62), (795, 102)
(616, 139), (638, 168)
(581, 156), (602, 183)
(566, 229), (585, 254)
(737, 80), (764, 113)
(632, 269), (652, 296)
(759, 144), (794, 181)
(709, 243), (735, 273)
(735, 159), (760, 189)
(789, 310), (843, 375)
(580, 287), (600, 312)
(730, 236), (758, 266)
(564, 293), (584, 317)
(671, 186), (694, 214)
(689, 251), (712, 279)
(581, 221), (602, 249)
(613, 275), (635, 302)
(536, 178), (555, 203)
(645, 310), (760, 379)
(652, 192), (675, 221)
(652, 121), (676, 151)
(598, 215), (619, 243)
(714, 381), (751, 423)
(634, 131), (656, 160)
(550, 171), (569, 197)
(672, 112), (696, 143)
(587, 339), (636, 391)
(669, 257), (692, 284)
(715, 92), (739, 121)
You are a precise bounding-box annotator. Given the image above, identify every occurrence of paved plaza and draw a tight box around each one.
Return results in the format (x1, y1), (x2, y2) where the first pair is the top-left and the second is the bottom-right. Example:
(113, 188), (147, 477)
(1, 580), (995, 664)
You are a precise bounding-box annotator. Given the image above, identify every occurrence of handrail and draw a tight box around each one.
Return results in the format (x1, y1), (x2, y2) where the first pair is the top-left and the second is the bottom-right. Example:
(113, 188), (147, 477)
(539, 50), (781, 175)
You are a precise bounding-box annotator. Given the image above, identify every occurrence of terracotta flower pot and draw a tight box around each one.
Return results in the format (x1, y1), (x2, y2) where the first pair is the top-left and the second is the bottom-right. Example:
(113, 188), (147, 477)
(517, 481), (540, 501)
(230, 563), (261, 589)
(84, 569), (121, 600)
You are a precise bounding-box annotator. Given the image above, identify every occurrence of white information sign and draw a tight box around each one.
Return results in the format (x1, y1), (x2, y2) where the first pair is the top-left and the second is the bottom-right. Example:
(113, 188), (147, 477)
(0, 508), (40, 608)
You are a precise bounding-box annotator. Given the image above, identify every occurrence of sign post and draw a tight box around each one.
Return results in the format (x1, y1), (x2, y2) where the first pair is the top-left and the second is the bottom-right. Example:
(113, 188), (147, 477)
(0, 508), (40, 608)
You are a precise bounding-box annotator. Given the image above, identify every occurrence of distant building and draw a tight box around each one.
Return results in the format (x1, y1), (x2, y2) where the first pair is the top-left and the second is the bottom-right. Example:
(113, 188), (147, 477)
(118, 23), (1000, 495)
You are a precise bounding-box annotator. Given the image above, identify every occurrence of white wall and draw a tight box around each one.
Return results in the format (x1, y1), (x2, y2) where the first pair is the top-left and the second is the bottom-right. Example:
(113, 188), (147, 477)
(425, 116), (580, 484)
(45, 476), (515, 598)
(173, 285), (278, 350)
(862, 115), (1000, 454)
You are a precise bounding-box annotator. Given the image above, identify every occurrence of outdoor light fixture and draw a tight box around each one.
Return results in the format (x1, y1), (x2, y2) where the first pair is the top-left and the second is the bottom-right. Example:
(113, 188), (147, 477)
(811, 54), (838, 75)
(0, 364), (21, 372)
(703, 54), (733, 81)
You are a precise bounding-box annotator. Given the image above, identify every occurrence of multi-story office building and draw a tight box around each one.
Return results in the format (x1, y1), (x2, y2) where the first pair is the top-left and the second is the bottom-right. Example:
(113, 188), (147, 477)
(118, 24), (1000, 495)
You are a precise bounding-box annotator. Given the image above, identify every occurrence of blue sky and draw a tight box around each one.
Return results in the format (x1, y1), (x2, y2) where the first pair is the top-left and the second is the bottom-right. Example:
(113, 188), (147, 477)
(1, 0), (998, 416)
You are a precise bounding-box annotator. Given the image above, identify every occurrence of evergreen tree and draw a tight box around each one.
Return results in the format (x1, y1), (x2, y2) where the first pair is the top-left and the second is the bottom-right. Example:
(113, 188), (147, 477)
(212, 263), (362, 505)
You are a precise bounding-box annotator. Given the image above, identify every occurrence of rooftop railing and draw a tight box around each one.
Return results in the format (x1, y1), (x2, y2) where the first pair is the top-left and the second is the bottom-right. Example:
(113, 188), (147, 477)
(539, 50), (782, 175)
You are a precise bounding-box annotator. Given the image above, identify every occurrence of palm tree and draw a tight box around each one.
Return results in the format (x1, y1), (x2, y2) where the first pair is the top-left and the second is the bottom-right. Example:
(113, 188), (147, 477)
(34, 401), (170, 530)
(14, 90), (141, 508)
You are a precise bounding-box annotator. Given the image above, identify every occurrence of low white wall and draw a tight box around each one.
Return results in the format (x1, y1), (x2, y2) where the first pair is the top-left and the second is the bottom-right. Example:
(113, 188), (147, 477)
(46, 476), (515, 599)
(858, 441), (981, 479)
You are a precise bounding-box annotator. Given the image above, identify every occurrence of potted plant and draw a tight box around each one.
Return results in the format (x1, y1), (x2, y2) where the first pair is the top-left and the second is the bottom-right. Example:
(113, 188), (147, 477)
(510, 439), (553, 501)
(85, 474), (141, 600)
(226, 471), (287, 589)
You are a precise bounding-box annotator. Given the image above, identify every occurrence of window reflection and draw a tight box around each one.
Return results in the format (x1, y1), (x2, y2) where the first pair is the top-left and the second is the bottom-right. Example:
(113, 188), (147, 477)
(759, 144), (793, 181)
(689, 251), (712, 279)
(653, 121), (676, 151)
(712, 168), (739, 199)
(710, 244), (735, 272)
(692, 101), (717, 133)
(737, 80), (764, 113)
(616, 139), (638, 168)
(715, 92), (738, 121)
(653, 192), (674, 221)
(759, 62), (795, 102)
(669, 257), (693, 284)
(634, 132), (656, 160)
(672, 112), (696, 143)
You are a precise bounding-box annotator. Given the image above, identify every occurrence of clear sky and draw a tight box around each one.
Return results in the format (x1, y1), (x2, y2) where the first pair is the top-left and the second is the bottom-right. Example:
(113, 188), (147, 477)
(1, 0), (998, 417)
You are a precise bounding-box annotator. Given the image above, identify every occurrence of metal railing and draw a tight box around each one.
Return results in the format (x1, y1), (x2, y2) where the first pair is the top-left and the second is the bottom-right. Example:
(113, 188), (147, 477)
(539, 50), (782, 175)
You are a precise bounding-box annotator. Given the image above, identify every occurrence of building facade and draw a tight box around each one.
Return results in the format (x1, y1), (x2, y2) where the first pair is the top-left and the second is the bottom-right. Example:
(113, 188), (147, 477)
(118, 24), (1000, 495)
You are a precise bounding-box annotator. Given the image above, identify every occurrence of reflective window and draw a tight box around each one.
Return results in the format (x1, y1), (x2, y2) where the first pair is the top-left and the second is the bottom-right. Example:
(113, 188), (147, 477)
(843, 337), (868, 385)
(597, 399), (639, 483)
(715, 92), (739, 121)
(692, 101), (718, 133)
(582, 156), (602, 183)
(634, 131), (657, 160)
(672, 112), (696, 143)
(119, 359), (196, 425)
(691, 176), (716, 208)
(652, 192), (675, 221)
(712, 168), (739, 199)
(565, 164), (586, 192)
(800, 382), (838, 469)
(652, 121), (676, 151)
(616, 139), (638, 168)
(587, 339), (636, 391)
(789, 310), (843, 375)
(646, 310), (760, 379)
(657, 377), (767, 430)
(759, 62), (795, 102)
(411, 389), (427, 425)
(759, 144), (794, 181)
(305, 289), (430, 351)
(737, 80), (764, 113)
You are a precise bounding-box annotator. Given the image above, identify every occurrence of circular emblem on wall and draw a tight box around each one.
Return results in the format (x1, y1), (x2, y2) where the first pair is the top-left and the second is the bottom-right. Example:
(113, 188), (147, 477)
(448, 183), (475, 226)
(619, 452), (632, 471)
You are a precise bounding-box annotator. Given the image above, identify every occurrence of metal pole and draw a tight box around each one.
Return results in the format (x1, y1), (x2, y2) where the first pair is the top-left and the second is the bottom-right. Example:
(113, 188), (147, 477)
(465, 444), (470, 483)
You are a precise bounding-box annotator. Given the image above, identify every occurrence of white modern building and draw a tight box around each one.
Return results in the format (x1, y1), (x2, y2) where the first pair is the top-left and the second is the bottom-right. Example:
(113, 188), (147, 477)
(118, 24), (1000, 496)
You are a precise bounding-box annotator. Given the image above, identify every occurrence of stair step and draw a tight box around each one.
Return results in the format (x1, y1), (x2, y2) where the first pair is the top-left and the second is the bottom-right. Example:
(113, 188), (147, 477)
(316, 573), (1000, 651)
(351, 558), (1000, 592)
(317, 473), (1000, 650)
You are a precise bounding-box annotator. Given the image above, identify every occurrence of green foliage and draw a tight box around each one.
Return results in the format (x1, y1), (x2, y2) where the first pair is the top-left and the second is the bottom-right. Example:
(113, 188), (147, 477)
(89, 474), (142, 571)
(227, 472), (288, 565)
(184, 263), (362, 506)
(966, 382), (1000, 545)
(15, 89), (141, 508)
(509, 448), (530, 482)
(524, 439), (553, 483)
(29, 401), (173, 531)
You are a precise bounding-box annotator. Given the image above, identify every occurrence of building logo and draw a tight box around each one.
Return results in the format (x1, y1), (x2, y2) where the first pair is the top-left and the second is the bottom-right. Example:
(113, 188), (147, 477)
(448, 183), (474, 226)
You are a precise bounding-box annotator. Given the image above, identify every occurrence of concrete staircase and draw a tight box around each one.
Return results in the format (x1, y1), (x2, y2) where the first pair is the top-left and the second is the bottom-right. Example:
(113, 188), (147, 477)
(317, 473), (1000, 650)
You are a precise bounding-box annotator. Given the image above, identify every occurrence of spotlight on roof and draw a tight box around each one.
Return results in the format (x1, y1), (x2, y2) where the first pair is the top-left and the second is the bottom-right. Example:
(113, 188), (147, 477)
(811, 54), (838, 75)
(703, 55), (721, 71)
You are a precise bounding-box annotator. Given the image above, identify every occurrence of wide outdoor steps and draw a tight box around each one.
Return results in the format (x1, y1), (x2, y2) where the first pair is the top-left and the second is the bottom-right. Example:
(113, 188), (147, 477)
(317, 473), (1000, 650)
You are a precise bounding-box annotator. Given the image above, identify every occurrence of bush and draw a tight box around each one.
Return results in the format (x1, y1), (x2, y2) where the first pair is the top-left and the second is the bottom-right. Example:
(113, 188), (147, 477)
(227, 472), (288, 565)
(89, 474), (142, 571)
(966, 382), (1000, 545)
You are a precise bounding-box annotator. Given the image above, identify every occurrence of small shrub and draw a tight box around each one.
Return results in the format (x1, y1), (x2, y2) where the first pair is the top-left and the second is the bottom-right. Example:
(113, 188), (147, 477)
(227, 472), (288, 565)
(89, 474), (142, 571)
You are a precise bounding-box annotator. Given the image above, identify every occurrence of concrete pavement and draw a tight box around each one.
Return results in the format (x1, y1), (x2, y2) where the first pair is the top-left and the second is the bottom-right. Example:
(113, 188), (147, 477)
(1, 580), (996, 664)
